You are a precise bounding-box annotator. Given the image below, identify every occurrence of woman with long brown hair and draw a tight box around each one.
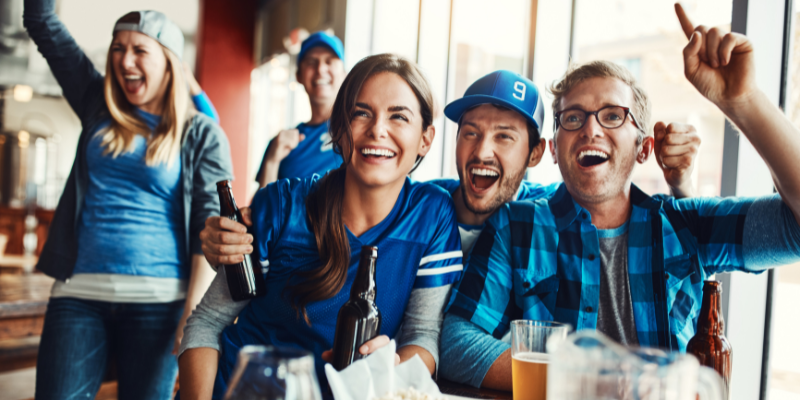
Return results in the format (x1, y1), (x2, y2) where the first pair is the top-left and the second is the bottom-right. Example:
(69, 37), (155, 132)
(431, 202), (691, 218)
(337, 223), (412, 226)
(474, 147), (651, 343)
(178, 54), (463, 399)
(23, 0), (233, 398)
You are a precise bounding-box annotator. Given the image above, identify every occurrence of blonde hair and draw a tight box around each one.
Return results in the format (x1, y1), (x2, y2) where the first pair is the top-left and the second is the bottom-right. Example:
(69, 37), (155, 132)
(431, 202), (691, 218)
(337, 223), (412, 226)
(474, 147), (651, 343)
(101, 44), (194, 167)
(549, 60), (651, 141)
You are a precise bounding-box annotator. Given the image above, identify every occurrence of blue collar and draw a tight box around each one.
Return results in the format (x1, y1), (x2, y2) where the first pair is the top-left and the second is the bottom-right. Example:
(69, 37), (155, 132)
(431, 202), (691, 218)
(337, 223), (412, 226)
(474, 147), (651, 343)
(134, 108), (162, 131)
(597, 219), (630, 238)
(547, 183), (662, 232)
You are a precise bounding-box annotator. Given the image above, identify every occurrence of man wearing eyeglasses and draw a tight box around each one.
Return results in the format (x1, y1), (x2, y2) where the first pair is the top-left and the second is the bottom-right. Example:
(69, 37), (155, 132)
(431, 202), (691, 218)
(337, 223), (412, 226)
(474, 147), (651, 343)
(440, 5), (800, 391)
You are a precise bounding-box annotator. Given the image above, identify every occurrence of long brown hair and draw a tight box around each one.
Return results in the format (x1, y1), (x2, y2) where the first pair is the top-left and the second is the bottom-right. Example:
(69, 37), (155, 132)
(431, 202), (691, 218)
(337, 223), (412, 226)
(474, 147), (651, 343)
(101, 35), (194, 167)
(287, 54), (434, 324)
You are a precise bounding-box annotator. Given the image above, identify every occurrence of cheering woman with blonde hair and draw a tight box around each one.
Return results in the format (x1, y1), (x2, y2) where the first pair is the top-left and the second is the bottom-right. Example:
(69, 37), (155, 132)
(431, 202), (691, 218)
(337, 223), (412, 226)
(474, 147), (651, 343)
(24, 0), (233, 398)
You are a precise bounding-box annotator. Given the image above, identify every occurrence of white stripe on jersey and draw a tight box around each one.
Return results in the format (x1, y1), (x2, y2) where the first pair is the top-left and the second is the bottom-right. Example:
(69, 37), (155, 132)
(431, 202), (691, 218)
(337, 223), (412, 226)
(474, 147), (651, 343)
(416, 264), (463, 276)
(419, 251), (462, 266)
(260, 259), (270, 267)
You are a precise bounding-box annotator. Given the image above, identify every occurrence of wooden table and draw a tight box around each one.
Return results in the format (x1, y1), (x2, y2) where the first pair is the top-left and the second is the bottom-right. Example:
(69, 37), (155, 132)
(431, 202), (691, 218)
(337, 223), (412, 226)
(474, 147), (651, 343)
(437, 379), (513, 399)
(0, 273), (53, 340)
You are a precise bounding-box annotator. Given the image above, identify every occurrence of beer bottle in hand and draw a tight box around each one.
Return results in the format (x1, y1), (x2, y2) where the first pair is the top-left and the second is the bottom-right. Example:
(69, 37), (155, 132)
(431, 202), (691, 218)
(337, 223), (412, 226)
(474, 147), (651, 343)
(216, 180), (266, 301)
(687, 280), (732, 398)
(331, 246), (382, 371)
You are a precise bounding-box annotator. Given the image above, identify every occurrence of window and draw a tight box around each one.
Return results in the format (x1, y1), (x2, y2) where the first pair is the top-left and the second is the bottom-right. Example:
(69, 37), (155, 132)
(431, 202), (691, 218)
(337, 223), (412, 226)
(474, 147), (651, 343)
(766, 1), (800, 398)
(439, 0), (531, 178)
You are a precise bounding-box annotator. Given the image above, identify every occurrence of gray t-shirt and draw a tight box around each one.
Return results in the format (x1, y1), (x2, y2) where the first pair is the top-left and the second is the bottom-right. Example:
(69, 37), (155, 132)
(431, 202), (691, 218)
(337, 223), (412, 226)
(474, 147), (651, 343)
(596, 222), (639, 346)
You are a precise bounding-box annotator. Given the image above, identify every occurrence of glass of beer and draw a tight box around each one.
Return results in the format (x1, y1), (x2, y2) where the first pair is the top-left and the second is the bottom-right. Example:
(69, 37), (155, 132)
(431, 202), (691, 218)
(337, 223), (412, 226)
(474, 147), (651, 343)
(511, 320), (571, 400)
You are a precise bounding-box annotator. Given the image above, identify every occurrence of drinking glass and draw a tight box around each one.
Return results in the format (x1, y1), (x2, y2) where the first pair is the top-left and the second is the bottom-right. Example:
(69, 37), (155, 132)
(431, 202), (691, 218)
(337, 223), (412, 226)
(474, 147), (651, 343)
(511, 320), (571, 400)
(224, 345), (323, 400)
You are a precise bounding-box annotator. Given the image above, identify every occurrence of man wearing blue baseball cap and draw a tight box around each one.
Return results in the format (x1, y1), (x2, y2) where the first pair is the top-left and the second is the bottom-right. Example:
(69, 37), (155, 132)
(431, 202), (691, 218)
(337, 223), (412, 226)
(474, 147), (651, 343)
(255, 31), (346, 187)
(432, 69), (702, 390)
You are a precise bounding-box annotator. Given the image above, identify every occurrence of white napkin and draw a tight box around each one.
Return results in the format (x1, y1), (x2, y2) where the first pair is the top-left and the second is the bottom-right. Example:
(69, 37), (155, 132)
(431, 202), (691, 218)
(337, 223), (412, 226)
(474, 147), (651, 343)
(325, 340), (444, 400)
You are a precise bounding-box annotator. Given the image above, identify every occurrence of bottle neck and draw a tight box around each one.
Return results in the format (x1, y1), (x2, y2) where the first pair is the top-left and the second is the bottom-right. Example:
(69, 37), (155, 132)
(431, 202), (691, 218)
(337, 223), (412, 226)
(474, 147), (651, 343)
(696, 290), (724, 336)
(350, 254), (377, 303)
(217, 187), (239, 218)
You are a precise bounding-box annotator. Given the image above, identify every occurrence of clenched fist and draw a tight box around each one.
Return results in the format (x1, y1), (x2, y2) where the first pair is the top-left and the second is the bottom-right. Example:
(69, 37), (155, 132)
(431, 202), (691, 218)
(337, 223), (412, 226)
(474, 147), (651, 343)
(654, 121), (701, 198)
(259, 129), (306, 186)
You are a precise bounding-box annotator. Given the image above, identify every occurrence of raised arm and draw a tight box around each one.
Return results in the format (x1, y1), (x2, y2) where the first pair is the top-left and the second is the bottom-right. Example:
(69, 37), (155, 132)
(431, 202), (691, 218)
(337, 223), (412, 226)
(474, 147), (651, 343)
(23, 0), (104, 120)
(676, 3), (800, 222)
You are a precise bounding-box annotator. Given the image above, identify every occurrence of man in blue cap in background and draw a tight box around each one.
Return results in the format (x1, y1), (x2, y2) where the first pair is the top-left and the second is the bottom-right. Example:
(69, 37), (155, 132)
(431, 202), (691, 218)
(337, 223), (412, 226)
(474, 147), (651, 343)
(255, 31), (346, 187)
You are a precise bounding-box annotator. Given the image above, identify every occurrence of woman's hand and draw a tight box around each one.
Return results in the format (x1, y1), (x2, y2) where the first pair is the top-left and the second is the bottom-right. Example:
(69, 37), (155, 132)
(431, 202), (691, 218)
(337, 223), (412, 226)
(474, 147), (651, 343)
(321, 335), (401, 365)
(199, 207), (254, 267)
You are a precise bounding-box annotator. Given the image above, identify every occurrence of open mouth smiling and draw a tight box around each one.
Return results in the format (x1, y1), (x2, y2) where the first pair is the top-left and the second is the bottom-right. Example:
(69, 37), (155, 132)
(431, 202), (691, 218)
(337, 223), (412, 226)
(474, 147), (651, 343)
(576, 149), (609, 168)
(468, 167), (500, 191)
(360, 147), (397, 159)
(123, 74), (144, 94)
(314, 78), (332, 87)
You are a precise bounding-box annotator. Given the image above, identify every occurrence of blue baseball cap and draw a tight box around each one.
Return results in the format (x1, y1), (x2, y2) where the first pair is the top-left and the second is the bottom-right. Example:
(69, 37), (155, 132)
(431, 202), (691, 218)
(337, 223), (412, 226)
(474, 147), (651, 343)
(297, 31), (344, 64)
(444, 70), (544, 131)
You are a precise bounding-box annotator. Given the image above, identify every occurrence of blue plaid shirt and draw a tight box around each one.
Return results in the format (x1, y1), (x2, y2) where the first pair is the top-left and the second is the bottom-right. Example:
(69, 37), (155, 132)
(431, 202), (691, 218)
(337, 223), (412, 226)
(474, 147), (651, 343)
(446, 183), (800, 351)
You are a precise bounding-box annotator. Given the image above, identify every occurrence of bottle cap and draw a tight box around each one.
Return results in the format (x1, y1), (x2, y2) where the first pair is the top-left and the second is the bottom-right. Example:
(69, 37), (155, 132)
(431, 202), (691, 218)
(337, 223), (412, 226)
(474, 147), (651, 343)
(702, 280), (722, 293)
(361, 246), (378, 258)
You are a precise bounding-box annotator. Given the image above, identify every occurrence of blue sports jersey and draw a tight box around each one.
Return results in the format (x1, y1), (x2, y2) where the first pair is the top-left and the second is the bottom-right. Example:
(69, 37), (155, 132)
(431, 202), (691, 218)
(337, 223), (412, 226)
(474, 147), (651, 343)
(255, 122), (344, 182)
(213, 176), (462, 398)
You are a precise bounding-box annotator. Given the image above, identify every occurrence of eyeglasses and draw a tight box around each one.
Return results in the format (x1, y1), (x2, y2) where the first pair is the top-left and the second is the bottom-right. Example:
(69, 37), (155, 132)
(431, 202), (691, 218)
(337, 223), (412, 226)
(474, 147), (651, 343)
(554, 106), (643, 132)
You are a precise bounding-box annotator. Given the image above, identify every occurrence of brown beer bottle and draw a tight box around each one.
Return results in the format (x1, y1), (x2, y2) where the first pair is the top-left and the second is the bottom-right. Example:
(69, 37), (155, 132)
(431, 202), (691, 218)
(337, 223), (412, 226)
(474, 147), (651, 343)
(331, 246), (382, 370)
(216, 180), (266, 301)
(687, 280), (732, 398)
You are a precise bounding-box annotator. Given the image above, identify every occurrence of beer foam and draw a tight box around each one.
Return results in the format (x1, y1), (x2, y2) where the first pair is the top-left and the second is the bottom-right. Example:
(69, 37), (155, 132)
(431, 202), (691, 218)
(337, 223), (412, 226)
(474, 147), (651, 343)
(513, 352), (550, 364)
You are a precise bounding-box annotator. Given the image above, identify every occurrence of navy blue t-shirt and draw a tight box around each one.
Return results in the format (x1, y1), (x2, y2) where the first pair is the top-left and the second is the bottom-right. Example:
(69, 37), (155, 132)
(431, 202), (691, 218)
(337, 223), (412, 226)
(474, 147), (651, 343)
(255, 122), (344, 182)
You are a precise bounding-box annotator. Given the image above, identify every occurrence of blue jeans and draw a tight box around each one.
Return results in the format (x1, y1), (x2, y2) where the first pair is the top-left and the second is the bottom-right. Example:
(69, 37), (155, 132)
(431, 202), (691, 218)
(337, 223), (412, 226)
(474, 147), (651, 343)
(35, 297), (184, 400)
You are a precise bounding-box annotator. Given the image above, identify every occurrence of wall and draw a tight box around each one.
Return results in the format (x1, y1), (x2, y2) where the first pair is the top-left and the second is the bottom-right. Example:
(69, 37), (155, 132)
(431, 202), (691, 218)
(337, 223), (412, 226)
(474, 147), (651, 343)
(196, 0), (257, 202)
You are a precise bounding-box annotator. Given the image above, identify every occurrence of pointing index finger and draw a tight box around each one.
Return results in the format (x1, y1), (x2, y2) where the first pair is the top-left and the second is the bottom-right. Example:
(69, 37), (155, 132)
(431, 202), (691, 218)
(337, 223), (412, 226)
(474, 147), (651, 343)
(675, 3), (695, 39)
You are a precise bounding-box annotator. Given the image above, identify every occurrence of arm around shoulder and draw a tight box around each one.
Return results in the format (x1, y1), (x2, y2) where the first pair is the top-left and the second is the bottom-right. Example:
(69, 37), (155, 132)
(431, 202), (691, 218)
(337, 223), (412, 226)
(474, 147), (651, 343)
(23, 0), (104, 119)
(439, 313), (511, 389)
